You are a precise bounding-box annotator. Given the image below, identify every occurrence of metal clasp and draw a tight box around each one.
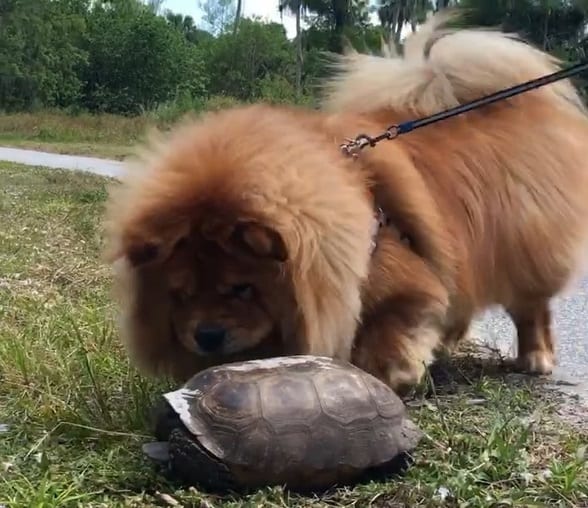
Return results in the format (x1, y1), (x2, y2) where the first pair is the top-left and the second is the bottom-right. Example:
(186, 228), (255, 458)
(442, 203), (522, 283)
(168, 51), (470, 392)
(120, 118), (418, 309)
(340, 134), (374, 158)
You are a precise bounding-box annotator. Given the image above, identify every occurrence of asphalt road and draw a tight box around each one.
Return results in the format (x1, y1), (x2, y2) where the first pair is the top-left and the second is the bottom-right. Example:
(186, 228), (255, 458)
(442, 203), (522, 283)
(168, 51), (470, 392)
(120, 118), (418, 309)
(471, 289), (588, 387)
(1, 146), (587, 396)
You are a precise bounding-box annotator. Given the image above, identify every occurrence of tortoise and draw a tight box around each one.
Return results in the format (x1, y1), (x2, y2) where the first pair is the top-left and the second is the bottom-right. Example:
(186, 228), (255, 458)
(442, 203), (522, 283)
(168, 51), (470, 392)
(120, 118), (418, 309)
(142, 355), (422, 492)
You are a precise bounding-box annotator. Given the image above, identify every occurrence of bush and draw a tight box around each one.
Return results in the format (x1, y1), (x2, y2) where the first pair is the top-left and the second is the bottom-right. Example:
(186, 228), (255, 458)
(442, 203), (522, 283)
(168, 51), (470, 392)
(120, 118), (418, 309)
(145, 92), (245, 125)
(202, 18), (297, 101)
(82, 0), (207, 114)
(0, 0), (88, 111)
(203, 95), (243, 111)
(145, 90), (204, 124)
(257, 75), (299, 104)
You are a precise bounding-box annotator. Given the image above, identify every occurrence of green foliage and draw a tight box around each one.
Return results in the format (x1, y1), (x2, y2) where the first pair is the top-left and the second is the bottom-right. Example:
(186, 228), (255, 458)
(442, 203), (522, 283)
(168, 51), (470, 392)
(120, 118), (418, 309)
(145, 92), (244, 124)
(0, 0), (89, 110)
(458, 0), (588, 54)
(82, 0), (207, 114)
(455, 0), (588, 94)
(377, 0), (435, 42)
(0, 0), (587, 115)
(164, 11), (214, 45)
(202, 18), (297, 101)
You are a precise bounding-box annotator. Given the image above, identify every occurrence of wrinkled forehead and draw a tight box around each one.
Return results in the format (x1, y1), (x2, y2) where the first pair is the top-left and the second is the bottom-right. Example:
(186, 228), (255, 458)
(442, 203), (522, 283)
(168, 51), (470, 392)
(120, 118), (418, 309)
(163, 233), (278, 287)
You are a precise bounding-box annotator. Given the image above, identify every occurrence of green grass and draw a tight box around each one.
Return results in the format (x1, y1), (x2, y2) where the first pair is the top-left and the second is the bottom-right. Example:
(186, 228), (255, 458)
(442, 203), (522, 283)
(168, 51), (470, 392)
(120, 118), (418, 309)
(0, 162), (587, 507)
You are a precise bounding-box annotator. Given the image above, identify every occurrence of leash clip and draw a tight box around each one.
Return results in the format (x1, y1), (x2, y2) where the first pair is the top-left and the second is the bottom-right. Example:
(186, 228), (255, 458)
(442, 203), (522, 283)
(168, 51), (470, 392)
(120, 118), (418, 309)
(340, 134), (374, 158)
(340, 125), (400, 158)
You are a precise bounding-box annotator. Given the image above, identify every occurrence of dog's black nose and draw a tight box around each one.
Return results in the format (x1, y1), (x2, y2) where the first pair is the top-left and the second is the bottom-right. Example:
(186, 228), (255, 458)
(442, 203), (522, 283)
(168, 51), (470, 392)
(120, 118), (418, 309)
(194, 323), (226, 352)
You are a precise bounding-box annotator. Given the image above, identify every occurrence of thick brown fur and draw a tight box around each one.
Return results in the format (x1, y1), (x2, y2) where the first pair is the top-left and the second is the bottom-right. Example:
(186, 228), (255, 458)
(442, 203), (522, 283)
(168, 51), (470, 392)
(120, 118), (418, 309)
(103, 12), (588, 392)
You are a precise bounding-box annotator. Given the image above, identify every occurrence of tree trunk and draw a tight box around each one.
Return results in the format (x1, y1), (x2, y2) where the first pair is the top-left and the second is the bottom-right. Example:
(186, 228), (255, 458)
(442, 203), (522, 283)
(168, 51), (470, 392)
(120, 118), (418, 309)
(233, 0), (242, 35)
(542, 8), (550, 51)
(393, 1), (406, 44)
(436, 0), (449, 11)
(410, 0), (418, 32)
(331, 0), (349, 53)
(295, 2), (303, 99)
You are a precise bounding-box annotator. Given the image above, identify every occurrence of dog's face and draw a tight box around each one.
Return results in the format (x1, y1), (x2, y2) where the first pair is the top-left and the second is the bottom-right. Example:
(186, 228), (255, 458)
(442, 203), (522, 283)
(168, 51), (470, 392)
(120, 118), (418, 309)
(161, 222), (294, 357)
(105, 105), (375, 379)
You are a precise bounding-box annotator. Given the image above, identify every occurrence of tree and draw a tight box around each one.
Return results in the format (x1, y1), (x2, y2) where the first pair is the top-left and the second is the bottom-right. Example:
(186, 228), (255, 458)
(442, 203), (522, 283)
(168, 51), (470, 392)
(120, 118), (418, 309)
(145, 0), (164, 13)
(436, 0), (450, 10)
(165, 10), (213, 44)
(234, 0), (242, 34)
(0, 0), (89, 110)
(332, 0), (351, 47)
(297, 0), (372, 53)
(202, 18), (297, 101)
(457, 0), (588, 57)
(454, 0), (588, 97)
(377, 0), (433, 43)
(199, 0), (235, 35)
(2, 0), (587, 114)
(279, 0), (309, 98)
(83, 0), (207, 113)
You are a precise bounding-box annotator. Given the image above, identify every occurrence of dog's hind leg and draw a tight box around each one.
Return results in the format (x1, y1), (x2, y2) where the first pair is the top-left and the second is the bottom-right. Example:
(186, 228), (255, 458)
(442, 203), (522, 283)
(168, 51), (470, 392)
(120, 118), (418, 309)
(507, 299), (555, 375)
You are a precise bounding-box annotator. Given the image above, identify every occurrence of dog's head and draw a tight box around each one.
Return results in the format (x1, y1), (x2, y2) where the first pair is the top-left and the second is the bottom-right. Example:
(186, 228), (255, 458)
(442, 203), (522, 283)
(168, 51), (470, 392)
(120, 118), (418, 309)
(104, 105), (374, 379)
(133, 214), (293, 359)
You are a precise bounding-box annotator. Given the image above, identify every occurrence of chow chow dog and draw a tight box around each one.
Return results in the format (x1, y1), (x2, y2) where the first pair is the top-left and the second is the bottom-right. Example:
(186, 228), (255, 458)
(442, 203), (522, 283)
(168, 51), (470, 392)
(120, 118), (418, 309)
(103, 13), (588, 393)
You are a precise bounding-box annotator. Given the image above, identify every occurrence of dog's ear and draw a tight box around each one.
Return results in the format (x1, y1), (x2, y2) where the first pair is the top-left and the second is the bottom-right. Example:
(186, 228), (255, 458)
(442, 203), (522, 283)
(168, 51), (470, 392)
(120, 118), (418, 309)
(107, 218), (191, 268)
(202, 219), (288, 262)
(233, 221), (288, 262)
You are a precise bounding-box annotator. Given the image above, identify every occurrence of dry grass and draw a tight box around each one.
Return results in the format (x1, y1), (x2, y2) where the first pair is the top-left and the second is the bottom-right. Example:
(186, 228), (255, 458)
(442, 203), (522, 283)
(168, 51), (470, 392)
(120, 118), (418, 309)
(0, 162), (586, 507)
(0, 111), (157, 159)
(0, 140), (134, 160)
(0, 98), (246, 160)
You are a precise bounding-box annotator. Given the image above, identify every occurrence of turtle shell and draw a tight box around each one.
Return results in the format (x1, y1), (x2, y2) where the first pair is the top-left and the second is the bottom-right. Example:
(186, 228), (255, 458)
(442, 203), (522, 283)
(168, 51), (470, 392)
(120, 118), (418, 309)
(155, 355), (422, 492)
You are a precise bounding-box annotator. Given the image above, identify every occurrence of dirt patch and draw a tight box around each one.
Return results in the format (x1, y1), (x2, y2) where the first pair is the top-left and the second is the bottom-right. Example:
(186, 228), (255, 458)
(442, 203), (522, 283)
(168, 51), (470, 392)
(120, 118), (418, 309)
(423, 342), (588, 431)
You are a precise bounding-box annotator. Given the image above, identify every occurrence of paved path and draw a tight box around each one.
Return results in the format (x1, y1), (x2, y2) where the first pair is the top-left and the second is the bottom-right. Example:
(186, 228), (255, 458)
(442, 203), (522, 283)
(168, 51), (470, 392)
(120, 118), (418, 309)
(471, 298), (588, 387)
(1, 146), (586, 394)
(0, 146), (124, 178)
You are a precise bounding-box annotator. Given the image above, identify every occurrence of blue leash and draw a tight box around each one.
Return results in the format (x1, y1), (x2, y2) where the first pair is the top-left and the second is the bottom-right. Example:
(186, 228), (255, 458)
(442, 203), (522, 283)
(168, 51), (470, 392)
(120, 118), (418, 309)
(341, 59), (588, 157)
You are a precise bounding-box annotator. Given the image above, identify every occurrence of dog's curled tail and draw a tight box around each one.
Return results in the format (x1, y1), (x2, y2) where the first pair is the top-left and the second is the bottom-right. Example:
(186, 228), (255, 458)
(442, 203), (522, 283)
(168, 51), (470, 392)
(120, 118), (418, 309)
(321, 10), (585, 117)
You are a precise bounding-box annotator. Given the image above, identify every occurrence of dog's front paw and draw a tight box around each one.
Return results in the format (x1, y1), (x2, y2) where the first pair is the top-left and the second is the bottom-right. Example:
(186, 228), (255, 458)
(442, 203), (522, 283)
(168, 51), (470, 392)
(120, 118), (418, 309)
(384, 361), (426, 395)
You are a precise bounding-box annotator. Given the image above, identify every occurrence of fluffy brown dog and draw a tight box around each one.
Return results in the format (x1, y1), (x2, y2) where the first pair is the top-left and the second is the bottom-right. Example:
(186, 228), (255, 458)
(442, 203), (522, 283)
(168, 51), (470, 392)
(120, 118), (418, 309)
(103, 14), (588, 392)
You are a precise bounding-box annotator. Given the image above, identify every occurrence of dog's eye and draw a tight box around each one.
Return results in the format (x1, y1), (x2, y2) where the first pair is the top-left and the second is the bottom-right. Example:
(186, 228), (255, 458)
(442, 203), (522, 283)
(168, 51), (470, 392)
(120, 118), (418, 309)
(230, 283), (253, 300)
(170, 288), (189, 304)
